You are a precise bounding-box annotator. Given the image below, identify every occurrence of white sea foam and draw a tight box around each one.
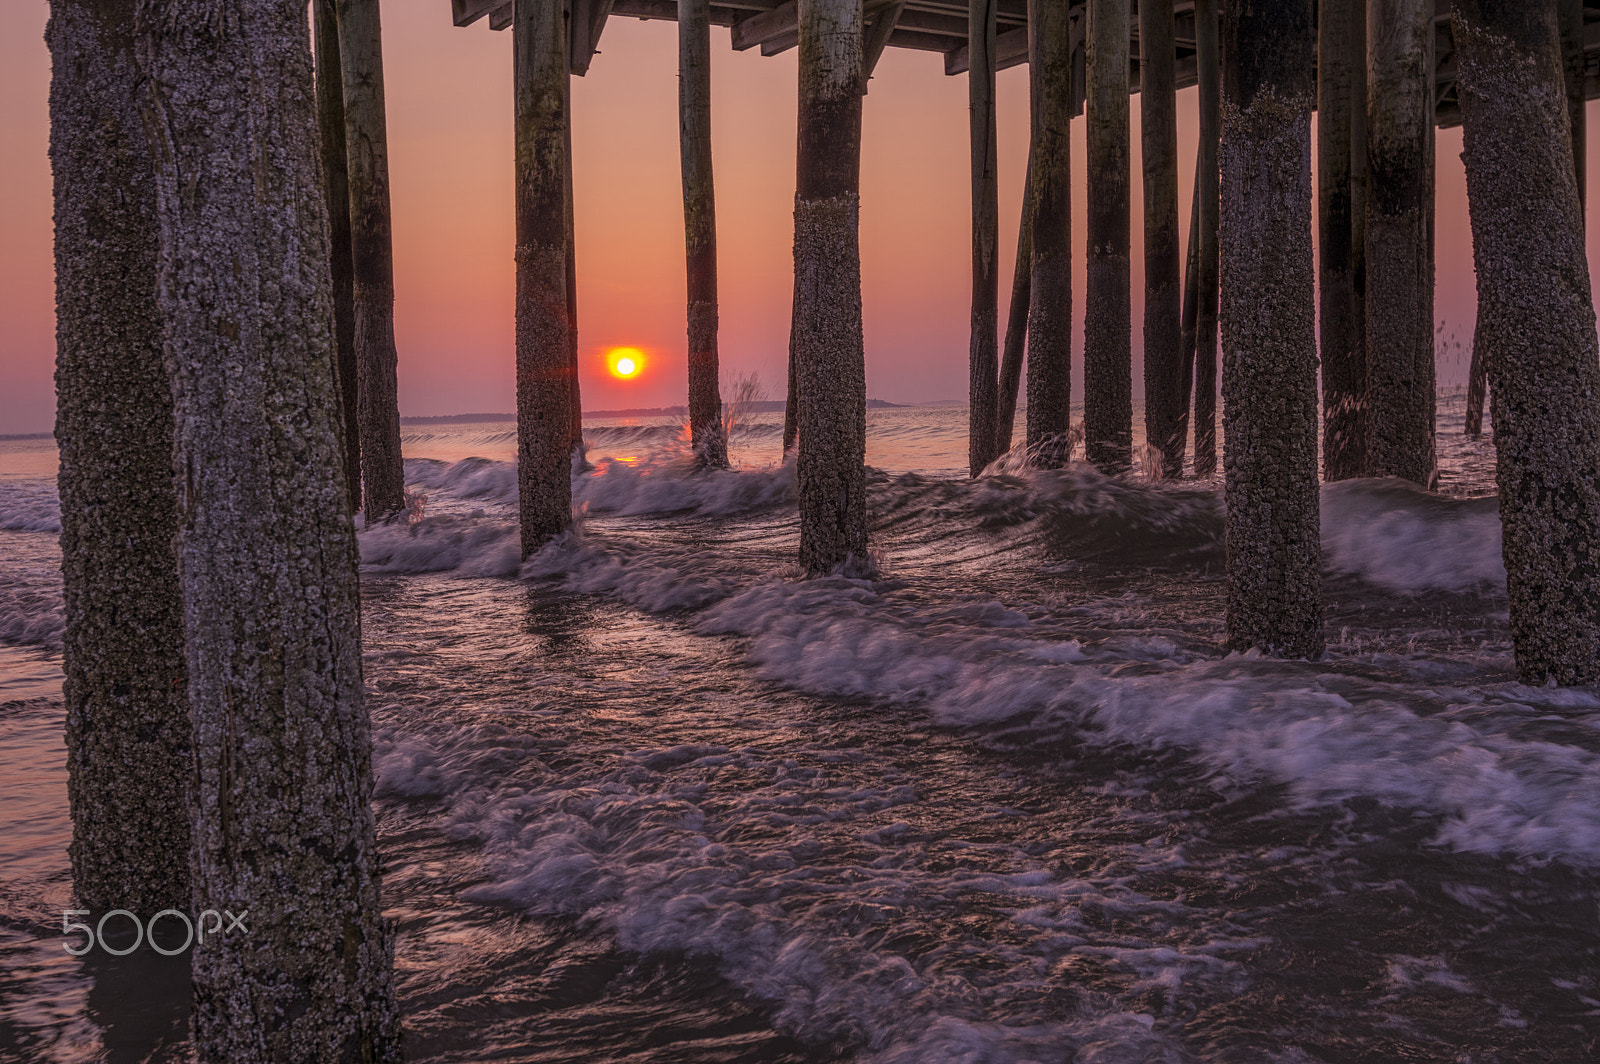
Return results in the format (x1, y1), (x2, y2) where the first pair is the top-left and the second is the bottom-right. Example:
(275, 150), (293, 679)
(0, 480), (62, 534)
(1321, 477), (1504, 592)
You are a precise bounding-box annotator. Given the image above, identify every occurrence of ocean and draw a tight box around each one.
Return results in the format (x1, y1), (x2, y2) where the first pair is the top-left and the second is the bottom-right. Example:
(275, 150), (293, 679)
(2, 396), (1597, 1062)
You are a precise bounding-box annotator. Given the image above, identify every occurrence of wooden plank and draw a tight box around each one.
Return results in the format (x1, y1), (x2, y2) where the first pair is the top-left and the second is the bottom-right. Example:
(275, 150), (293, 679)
(452, 0), (501, 26)
(731, 0), (796, 50)
(864, 0), (907, 77)
(944, 24), (1025, 75)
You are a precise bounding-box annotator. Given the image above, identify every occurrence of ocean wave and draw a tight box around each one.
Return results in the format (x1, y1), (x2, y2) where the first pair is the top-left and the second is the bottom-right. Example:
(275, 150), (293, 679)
(0, 480), (62, 534)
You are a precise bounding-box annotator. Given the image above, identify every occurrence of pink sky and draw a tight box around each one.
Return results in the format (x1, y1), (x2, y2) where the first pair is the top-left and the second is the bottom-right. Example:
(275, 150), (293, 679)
(1, 1), (1593, 434)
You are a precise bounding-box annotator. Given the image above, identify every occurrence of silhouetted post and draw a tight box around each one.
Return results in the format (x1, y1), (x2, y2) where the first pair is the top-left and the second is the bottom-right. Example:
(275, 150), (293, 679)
(1141, 0), (1182, 478)
(1085, 0), (1132, 473)
(515, 0), (575, 555)
(337, 0), (406, 519)
(1193, 0), (1220, 476)
(1319, 0), (1368, 480)
(996, 175), (1031, 455)
(1365, 0), (1436, 485)
(1176, 175), (1200, 459)
(1464, 320), (1487, 436)
(139, 1), (401, 1058)
(1221, 0), (1323, 658)
(314, 0), (362, 512)
(793, 0), (867, 572)
(1454, 0), (1600, 685)
(968, 0), (1001, 475)
(1560, 0), (1586, 218)
(1027, 0), (1073, 462)
(49, 0), (190, 918)
(680, 0), (728, 467)
(567, 130), (583, 449)
(783, 329), (798, 455)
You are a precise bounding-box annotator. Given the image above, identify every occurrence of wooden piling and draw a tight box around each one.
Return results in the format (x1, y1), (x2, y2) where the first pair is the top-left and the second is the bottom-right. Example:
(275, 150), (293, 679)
(1141, 0), (1182, 478)
(1454, 0), (1600, 685)
(1365, 0), (1437, 486)
(515, 0), (576, 555)
(567, 126), (584, 449)
(314, 0), (362, 513)
(1084, 0), (1132, 473)
(1319, 0), (1368, 480)
(49, 0), (190, 918)
(139, 1), (401, 1056)
(1026, 0), (1074, 463)
(793, 0), (867, 573)
(995, 174), (1031, 455)
(1176, 172), (1199, 459)
(336, 0), (407, 519)
(680, 0), (728, 467)
(968, 0), (1001, 476)
(1192, 0), (1220, 476)
(1220, 0), (1323, 659)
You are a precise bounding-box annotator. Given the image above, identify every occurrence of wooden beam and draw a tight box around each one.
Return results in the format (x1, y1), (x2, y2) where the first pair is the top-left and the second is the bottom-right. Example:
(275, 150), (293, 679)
(863, 0), (906, 78)
(944, 24), (1026, 75)
(731, 0), (796, 49)
(453, 0), (503, 25)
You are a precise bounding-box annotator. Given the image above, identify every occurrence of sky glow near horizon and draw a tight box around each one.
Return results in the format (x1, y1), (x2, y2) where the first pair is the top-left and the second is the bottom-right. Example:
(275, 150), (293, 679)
(1, 1), (1595, 435)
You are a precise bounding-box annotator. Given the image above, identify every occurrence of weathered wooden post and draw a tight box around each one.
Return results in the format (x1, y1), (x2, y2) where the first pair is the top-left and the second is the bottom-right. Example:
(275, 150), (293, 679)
(138, 1), (401, 1057)
(1365, 0), (1436, 485)
(1141, 0), (1182, 477)
(49, 0), (190, 918)
(1220, 0), (1323, 658)
(337, 0), (407, 519)
(1319, 0), (1368, 479)
(793, 0), (867, 572)
(968, 0), (1001, 475)
(567, 135), (583, 450)
(1177, 175), (1200, 455)
(995, 177), (1031, 455)
(680, 0), (728, 467)
(515, 0), (576, 555)
(1084, 0), (1132, 473)
(314, 0), (362, 512)
(1027, 0), (1074, 462)
(1454, 0), (1600, 685)
(1193, 0), (1220, 476)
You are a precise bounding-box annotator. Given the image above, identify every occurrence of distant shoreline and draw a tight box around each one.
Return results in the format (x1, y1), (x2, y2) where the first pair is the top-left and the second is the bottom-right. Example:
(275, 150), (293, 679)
(401, 399), (918, 424)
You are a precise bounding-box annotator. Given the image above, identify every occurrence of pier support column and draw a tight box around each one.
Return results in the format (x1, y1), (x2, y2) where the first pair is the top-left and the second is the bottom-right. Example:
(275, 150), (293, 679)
(1193, 0), (1220, 476)
(314, 0), (362, 512)
(515, 0), (576, 554)
(139, 1), (401, 1057)
(1454, 0), (1600, 685)
(336, 0), (407, 519)
(1319, 0), (1369, 480)
(1177, 174), (1200, 458)
(1141, 0), (1182, 478)
(49, 0), (190, 918)
(793, 0), (867, 572)
(1026, 0), (1074, 462)
(1084, 0), (1132, 473)
(1220, 0), (1323, 659)
(996, 173), (1031, 455)
(1560, 0), (1586, 219)
(968, 0), (1001, 475)
(680, 0), (727, 467)
(1365, 0), (1436, 485)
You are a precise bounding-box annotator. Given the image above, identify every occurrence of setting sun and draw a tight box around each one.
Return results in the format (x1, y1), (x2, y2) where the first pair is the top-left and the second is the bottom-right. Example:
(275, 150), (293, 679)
(606, 346), (645, 380)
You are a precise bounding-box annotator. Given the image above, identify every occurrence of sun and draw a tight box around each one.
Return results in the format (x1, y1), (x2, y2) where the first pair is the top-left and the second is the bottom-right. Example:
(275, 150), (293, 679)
(606, 347), (645, 380)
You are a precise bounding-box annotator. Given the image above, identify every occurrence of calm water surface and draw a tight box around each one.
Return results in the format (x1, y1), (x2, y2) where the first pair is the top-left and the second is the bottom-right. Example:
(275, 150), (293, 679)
(2, 399), (1597, 1063)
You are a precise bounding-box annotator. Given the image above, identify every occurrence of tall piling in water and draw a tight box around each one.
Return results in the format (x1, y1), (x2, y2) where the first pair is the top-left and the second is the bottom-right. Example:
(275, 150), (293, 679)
(336, 0), (407, 518)
(1365, 0), (1437, 485)
(1026, 0), (1074, 461)
(515, 0), (576, 555)
(968, 0), (1001, 475)
(1084, 0), (1132, 473)
(1141, 0), (1182, 478)
(793, 0), (867, 572)
(1454, 0), (1600, 685)
(680, 0), (728, 467)
(314, 0), (362, 512)
(1220, 0), (1323, 659)
(1319, 0), (1368, 480)
(49, 0), (191, 918)
(996, 176), (1031, 455)
(139, 0), (401, 1057)
(1560, 0), (1586, 217)
(1192, 0), (1221, 476)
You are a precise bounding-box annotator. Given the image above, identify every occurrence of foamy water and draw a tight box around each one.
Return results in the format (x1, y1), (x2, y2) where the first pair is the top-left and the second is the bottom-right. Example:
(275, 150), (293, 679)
(3, 396), (1596, 1062)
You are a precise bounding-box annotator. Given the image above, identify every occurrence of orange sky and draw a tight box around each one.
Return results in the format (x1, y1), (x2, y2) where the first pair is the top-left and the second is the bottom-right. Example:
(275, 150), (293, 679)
(0, 1), (1594, 434)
